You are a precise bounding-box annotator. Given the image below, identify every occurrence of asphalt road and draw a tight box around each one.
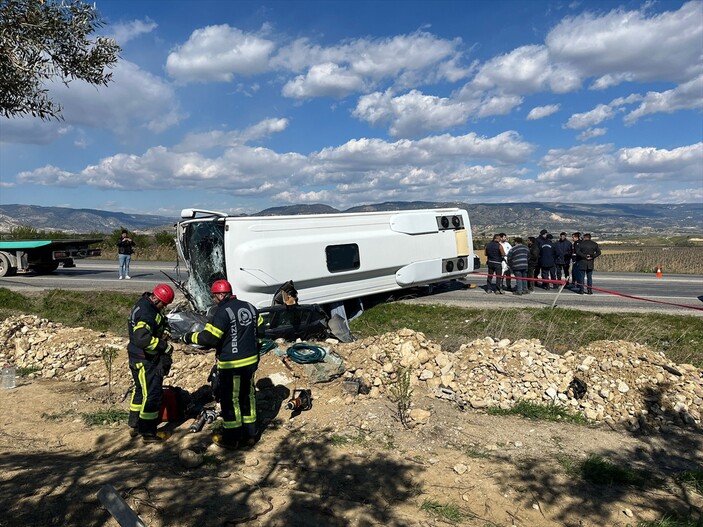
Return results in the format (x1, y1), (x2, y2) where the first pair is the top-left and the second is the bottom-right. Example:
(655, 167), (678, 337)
(1, 260), (702, 317)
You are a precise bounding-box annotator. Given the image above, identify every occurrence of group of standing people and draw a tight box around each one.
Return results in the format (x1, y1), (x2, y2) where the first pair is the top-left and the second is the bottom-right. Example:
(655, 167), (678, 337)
(127, 280), (262, 450)
(485, 230), (601, 295)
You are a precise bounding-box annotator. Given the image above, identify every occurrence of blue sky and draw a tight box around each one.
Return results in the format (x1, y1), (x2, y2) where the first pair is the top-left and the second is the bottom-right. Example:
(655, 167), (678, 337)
(1, 0), (701, 217)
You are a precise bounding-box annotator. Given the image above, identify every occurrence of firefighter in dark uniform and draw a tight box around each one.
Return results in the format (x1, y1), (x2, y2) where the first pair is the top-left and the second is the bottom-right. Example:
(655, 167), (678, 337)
(181, 280), (262, 450)
(127, 283), (175, 442)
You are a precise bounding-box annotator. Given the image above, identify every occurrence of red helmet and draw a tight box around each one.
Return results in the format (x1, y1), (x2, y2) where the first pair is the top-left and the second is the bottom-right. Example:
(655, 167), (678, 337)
(210, 279), (232, 294)
(152, 284), (175, 304)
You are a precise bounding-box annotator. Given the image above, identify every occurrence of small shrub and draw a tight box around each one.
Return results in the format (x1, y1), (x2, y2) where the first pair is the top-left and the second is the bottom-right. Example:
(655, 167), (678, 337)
(486, 400), (587, 424)
(82, 408), (129, 426)
(16, 366), (42, 377)
(100, 346), (119, 400)
(42, 409), (78, 421)
(675, 470), (703, 494)
(386, 366), (413, 429)
(463, 445), (490, 459)
(420, 499), (468, 523)
(330, 433), (365, 447)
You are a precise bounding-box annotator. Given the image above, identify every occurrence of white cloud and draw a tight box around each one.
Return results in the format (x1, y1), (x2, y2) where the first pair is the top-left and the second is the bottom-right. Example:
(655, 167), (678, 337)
(1, 60), (183, 144)
(353, 90), (474, 137)
(0, 117), (72, 145)
(470, 45), (581, 95)
(534, 142), (703, 202)
(547, 1), (703, 86)
(565, 104), (617, 129)
(527, 104), (560, 120)
(274, 31), (471, 99)
(616, 143), (703, 180)
(166, 25), (275, 82)
(476, 94), (523, 117)
(459, 1), (702, 115)
(107, 19), (157, 45)
(15, 131), (535, 208)
(53, 60), (184, 136)
(624, 74), (703, 123)
(576, 128), (607, 141)
(282, 63), (366, 99)
(176, 118), (289, 152)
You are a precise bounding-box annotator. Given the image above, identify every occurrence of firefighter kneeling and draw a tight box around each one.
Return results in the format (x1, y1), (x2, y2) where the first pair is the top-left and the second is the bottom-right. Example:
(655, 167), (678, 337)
(127, 284), (175, 443)
(181, 280), (262, 450)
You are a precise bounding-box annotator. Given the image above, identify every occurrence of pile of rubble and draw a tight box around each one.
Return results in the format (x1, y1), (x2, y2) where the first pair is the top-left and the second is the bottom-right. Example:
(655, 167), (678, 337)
(1, 315), (700, 432)
(0, 315), (214, 394)
(337, 329), (702, 431)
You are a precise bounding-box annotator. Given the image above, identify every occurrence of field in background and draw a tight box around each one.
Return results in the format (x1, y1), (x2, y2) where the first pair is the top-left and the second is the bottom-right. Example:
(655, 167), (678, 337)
(597, 246), (703, 274)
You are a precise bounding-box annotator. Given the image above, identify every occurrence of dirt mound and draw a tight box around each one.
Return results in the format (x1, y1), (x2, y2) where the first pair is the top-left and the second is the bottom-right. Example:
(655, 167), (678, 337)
(1, 315), (702, 527)
(2, 315), (700, 432)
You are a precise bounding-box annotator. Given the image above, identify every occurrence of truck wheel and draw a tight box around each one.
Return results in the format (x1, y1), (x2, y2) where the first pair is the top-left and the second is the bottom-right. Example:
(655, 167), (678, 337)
(33, 262), (60, 274)
(0, 252), (14, 277)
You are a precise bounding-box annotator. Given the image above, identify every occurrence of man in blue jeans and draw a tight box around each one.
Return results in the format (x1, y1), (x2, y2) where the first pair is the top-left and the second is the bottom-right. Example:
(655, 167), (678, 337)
(117, 230), (135, 279)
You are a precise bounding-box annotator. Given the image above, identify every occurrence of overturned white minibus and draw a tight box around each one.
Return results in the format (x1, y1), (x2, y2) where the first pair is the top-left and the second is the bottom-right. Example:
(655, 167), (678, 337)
(175, 207), (479, 313)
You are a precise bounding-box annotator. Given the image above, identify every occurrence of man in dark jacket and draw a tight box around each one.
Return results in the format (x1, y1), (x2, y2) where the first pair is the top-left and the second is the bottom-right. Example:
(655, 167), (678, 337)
(575, 233), (601, 295)
(484, 234), (505, 294)
(554, 232), (572, 284)
(570, 232), (583, 289)
(128, 283), (175, 442)
(539, 234), (558, 289)
(117, 229), (136, 280)
(527, 236), (540, 292)
(182, 280), (262, 449)
(507, 237), (529, 295)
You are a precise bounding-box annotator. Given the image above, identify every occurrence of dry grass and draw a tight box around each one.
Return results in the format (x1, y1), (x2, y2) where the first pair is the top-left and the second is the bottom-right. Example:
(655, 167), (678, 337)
(597, 247), (703, 274)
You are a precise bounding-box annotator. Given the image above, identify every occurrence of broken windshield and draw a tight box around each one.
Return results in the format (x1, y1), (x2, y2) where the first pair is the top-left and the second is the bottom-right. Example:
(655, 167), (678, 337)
(180, 219), (226, 312)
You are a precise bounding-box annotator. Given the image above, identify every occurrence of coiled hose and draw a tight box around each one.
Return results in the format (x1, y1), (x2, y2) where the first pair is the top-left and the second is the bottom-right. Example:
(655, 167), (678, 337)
(286, 342), (326, 364)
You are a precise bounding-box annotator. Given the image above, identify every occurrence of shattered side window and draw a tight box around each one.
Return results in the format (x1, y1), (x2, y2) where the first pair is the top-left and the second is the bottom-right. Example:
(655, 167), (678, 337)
(182, 220), (226, 312)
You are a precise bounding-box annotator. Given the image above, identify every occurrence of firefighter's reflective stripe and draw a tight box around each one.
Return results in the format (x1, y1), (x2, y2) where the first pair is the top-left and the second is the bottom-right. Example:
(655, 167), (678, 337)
(134, 320), (160, 353)
(129, 390), (141, 413)
(223, 375), (242, 429)
(221, 375), (256, 429)
(218, 355), (258, 369)
(136, 363), (159, 420)
(242, 375), (257, 424)
(204, 323), (224, 339)
(191, 323), (224, 345)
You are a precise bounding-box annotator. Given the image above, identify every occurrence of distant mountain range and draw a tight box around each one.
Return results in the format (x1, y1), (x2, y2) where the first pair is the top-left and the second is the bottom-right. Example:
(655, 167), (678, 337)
(1, 202), (701, 237)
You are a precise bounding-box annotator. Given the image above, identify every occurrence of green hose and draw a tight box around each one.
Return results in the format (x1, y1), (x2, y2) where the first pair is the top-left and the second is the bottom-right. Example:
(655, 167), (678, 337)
(286, 342), (326, 364)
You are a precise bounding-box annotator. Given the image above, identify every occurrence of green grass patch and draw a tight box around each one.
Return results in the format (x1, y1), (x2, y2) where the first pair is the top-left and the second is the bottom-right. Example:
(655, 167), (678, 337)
(463, 445), (491, 459)
(330, 433), (366, 447)
(81, 408), (129, 426)
(581, 455), (652, 486)
(636, 512), (702, 527)
(675, 470), (703, 494)
(0, 288), (33, 311)
(16, 366), (42, 377)
(486, 400), (587, 424)
(41, 409), (78, 421)
(0, 287), (136, 336)
(350, 302), (703, 368)
(557, 453), (654, 487)
(420, 499), (468, 523)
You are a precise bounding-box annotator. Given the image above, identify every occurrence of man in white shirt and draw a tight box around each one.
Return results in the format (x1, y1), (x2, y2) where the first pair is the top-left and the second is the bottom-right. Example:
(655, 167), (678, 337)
(499, 233), (512, 291)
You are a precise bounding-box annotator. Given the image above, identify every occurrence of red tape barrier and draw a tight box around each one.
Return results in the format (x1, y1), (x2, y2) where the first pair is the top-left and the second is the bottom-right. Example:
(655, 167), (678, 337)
(472, 272), (703, 312)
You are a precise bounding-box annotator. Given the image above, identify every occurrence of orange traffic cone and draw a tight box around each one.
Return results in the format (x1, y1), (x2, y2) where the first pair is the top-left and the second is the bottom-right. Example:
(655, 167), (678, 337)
(656, 265), (662, 278)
